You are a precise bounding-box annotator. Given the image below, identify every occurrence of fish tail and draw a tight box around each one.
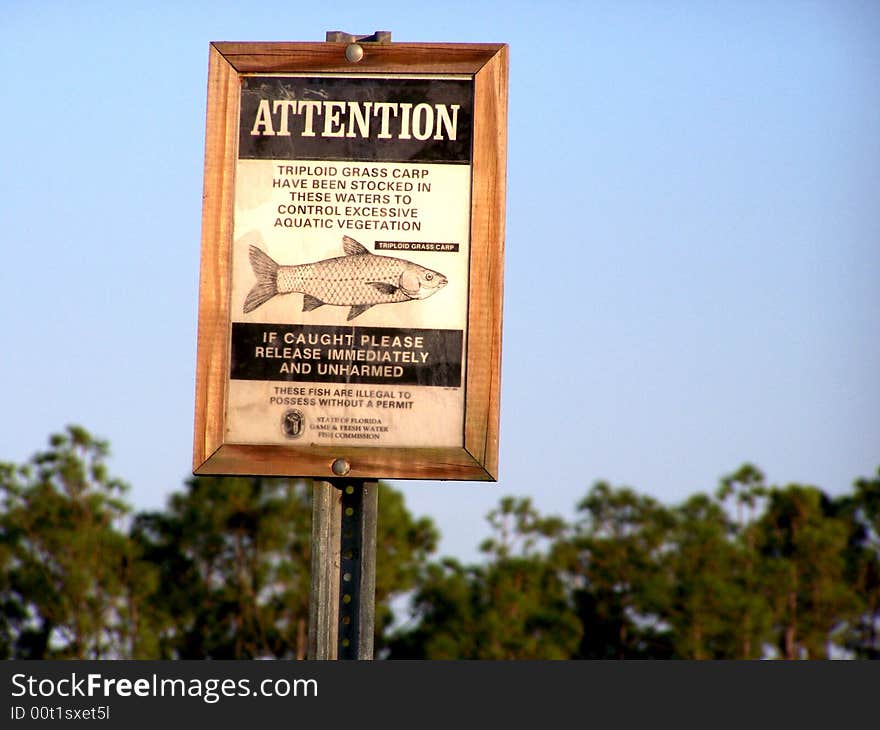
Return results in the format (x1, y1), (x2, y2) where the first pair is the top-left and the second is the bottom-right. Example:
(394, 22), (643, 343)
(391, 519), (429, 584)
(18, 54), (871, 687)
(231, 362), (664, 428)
(243, 246), (278, 313)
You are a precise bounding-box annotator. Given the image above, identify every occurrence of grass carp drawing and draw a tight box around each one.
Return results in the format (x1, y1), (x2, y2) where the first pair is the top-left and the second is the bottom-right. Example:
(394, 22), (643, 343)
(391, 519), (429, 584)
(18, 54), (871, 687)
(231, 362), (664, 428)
(243, 236), (448, 321)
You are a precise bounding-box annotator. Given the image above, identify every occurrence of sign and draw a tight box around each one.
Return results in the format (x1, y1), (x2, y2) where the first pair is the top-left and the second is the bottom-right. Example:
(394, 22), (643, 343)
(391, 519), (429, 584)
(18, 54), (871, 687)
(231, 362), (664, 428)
(193, 41), (507, 481)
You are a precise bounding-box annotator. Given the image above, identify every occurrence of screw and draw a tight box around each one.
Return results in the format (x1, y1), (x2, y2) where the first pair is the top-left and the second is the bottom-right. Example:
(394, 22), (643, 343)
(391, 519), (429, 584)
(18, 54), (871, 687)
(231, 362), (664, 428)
(345, 43), (364, 63)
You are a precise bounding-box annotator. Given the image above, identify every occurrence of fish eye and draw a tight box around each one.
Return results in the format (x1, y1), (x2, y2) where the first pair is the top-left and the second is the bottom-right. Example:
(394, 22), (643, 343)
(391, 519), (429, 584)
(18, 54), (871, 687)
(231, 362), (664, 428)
(425, 273), (433, 281)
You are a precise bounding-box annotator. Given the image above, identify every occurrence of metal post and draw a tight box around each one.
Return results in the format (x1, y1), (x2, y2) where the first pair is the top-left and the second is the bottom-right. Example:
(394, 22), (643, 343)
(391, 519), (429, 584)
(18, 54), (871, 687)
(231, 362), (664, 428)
(308, 479), (378, 659)
(325, 30), (391, 44)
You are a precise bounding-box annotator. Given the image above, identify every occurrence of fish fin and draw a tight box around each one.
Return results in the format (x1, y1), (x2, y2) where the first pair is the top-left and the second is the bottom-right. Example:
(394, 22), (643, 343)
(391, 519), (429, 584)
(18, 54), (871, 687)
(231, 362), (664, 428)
(302, 294), (325, 312)
(367, 281), (399, 295)
(342, 236), (371, 256)
(347, 303), (374, 320)
(243, 246), (278, 313)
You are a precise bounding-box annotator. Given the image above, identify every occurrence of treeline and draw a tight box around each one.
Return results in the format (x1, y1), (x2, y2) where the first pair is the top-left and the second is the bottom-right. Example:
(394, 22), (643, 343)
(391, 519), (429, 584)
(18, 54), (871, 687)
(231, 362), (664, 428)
(1, 426), (877, 659)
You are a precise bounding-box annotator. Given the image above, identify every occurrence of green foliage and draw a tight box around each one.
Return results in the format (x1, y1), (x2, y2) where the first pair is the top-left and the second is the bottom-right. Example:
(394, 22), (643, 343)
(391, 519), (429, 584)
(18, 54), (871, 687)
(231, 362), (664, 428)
(713, 464), (773, 658)
(392, 468), (880, 660)
(1, 427), (877, 659)
(132, 478), (438, 659)
(131, 475), (314, 658)
(0, 426), (134, 658)
(837, 468), (880, 658)
(479, 496), (567, 559)
(373, 485), (438, 654)
(562, 483), (674, 658)
(0, 429), (438, 659)
(662, 493), (756, 658)
(755, 485), (857, 658)
(388, 498), (580, 659)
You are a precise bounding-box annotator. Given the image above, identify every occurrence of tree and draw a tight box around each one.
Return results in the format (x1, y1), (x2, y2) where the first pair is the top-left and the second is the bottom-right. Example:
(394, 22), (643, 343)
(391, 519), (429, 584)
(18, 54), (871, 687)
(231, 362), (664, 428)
(0, 426), (135, 658)
(4, 427), (876, 660)
(131, 475), (312, 658)
(714, 464), (773, 658)
(756, 484), (857, 658)
(372, 484), (438, 655)
(132, 478), (437, 659)
(663, 493), (748, 658)
(474, 497), (580, 659)
(835, 468), (880, 658)
(388, 497), (580, 659)
(385, 558), (484, 659)
(563, 482), (674, 659)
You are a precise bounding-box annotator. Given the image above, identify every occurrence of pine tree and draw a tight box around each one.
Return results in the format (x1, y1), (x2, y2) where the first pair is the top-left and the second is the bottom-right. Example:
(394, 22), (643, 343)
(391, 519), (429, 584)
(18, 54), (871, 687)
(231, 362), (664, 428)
(0, 426), (134, 658)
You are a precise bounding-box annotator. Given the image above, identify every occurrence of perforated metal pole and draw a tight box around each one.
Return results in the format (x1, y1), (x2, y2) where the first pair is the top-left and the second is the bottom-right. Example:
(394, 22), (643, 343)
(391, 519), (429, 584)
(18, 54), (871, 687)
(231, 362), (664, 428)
(308, 480), (378, 659)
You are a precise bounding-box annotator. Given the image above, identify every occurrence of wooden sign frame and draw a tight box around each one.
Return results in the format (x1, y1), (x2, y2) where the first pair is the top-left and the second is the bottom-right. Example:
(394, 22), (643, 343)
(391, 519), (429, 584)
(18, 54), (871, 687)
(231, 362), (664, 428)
(192, 40), (507, 481)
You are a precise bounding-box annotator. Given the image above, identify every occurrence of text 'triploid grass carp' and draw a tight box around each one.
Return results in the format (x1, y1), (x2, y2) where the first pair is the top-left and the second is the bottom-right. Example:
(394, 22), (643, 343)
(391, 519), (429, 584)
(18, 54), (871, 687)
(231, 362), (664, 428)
(243, 236), (448, 321)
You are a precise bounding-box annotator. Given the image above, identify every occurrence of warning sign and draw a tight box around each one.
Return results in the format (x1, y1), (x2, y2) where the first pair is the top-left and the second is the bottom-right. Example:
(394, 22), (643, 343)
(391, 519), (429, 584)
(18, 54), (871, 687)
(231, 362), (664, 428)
(193, 41), (506, 480)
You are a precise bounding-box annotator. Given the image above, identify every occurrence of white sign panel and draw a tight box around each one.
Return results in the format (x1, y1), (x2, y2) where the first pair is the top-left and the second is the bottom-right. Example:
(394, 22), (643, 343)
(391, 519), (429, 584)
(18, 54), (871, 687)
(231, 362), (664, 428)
(226, 74), (473, 450)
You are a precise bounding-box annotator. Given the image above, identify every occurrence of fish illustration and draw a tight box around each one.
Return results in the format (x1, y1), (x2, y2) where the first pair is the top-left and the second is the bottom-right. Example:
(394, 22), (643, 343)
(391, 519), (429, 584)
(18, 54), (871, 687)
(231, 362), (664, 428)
(243, 236), (448, 321)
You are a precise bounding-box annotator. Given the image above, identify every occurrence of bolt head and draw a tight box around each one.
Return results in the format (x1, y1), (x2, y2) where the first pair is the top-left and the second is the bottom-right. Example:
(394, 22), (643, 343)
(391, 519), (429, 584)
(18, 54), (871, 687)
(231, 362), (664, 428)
(345, 43), (364, 63)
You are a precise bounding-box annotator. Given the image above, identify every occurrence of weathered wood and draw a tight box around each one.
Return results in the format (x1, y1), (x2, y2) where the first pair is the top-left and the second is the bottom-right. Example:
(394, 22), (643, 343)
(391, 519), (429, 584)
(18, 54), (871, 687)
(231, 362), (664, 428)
(308, 481), (341, 659)
(192, 45), (240, 473)
(356, 481), (378, 660)
(194, 443), (495, 481)
(212, 41), (502, 74)
(465, 46), (508, 479)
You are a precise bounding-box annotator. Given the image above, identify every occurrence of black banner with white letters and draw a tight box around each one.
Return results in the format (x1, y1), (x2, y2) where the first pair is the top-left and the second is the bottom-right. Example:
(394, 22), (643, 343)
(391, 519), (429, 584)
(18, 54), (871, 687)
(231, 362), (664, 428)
(239, 76), (474, 163)
(230, 322), (463, 387)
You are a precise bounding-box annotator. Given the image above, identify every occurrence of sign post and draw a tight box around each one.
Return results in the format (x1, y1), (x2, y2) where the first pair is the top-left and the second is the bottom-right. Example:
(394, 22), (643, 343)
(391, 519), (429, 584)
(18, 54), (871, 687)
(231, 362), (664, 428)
(309, 478), (377, 659)
(193, 33), (507, 658)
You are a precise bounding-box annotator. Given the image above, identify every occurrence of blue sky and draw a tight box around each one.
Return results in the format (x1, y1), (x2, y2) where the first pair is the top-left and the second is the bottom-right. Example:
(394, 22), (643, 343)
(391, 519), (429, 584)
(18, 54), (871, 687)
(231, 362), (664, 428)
(1, 1), (878, 562)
